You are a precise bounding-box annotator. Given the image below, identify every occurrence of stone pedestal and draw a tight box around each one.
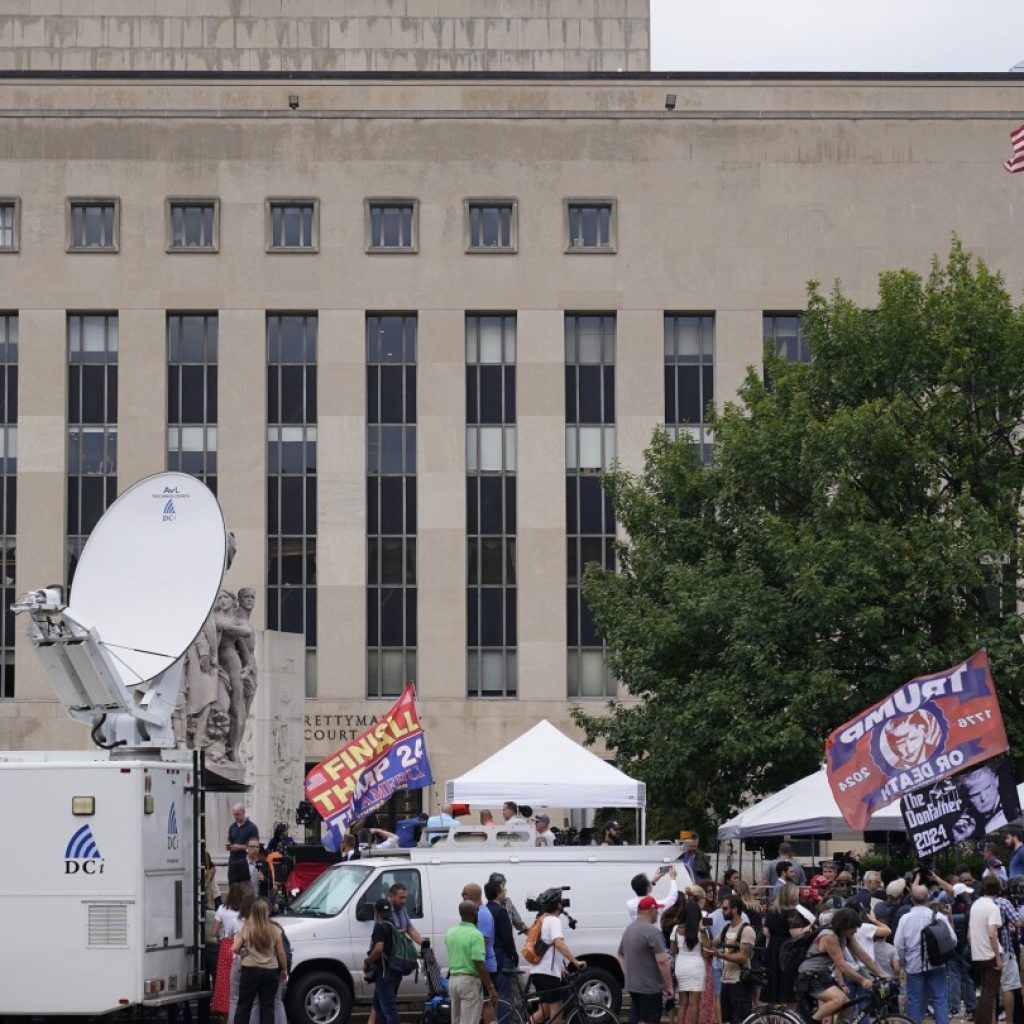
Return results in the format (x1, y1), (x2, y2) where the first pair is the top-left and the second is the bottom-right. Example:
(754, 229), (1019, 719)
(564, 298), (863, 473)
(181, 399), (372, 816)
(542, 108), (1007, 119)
(207, 630), (306, 869)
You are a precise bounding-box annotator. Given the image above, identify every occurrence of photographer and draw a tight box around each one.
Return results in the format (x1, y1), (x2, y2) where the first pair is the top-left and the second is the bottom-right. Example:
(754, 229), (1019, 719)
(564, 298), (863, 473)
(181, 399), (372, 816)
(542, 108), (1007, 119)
(627, 865), (678, 922)
(527, 888), (586, 1024)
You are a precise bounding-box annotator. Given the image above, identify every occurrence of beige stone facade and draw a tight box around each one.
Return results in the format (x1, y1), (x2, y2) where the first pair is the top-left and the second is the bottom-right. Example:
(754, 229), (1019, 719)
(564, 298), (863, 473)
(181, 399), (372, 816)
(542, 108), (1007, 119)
(2, 68), (1024, 810)
(0, 0), (650, 73)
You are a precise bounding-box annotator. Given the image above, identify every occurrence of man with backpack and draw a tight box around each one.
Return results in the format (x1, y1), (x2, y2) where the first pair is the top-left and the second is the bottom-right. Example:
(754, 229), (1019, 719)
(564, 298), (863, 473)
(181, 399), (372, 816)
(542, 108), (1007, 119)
(371, 882), (423, 1024)
(892, 885), (956, 1024)
(525, 887), (587, 1024)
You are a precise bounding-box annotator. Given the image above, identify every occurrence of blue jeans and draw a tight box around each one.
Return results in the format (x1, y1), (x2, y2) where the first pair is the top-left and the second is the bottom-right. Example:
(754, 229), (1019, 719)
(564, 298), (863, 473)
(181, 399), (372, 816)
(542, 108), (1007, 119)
(373, 969), (403, 1024)
(947, 952), (976, 1014)
(906, 967), (949, 1024)
(495, 952), (516, 1024)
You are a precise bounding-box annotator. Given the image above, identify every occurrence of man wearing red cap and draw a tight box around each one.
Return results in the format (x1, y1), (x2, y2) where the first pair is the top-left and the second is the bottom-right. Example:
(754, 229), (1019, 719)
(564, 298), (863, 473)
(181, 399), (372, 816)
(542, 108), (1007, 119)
(618, 895), (674, 1024)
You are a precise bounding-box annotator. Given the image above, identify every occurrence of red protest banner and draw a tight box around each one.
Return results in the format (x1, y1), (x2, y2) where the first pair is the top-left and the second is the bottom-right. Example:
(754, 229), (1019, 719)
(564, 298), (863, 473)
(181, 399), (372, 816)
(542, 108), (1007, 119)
(825, 650), (1009, 831)
(304, 684), (426, 821)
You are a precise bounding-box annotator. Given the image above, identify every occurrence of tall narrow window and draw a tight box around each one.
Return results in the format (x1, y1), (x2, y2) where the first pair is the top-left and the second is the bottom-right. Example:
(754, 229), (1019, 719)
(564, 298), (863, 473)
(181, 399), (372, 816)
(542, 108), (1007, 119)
(466, 314), (517, 698)
(367, 314), (417, 698)
(67, 314), (118, 584)
(0, 314), (16, 698)
(267, 315), (318, 697)
(0, 200), (19, 252)
(565, 314), (616, 699)
(664, 314), (715, 464)
(763, 313), (810, 365)
(167, 314), (218, 493)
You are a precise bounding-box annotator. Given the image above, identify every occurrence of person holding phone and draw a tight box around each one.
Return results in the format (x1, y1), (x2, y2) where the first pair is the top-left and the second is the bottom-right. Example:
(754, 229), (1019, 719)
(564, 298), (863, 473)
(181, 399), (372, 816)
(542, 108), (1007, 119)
(627, 865), (679, 922)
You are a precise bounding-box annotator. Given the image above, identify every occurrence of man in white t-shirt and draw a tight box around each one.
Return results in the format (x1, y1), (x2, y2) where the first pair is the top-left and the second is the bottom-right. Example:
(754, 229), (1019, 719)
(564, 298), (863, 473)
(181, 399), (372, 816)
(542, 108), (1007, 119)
(528, 888), (586, 1024)
(969, 876), (1004, 1024)
(626, 865), (678, 922)
(534, 815), (556, 847)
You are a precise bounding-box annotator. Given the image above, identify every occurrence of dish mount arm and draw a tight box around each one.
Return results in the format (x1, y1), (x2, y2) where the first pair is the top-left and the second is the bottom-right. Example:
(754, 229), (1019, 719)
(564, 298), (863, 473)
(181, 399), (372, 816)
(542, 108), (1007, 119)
(12, 587), (184, 750)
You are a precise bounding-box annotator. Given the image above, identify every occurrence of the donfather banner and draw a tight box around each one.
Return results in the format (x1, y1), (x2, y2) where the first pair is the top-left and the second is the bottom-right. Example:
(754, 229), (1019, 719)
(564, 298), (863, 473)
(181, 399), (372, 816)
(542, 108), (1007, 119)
(826, 650), (1008, 830)
(901, 757), (1020, 859)
(304, 683), (433, 834)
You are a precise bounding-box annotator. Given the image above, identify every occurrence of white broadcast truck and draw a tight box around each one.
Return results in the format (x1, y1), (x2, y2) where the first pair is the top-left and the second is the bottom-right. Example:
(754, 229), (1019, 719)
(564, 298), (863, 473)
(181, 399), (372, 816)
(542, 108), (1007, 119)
(0, 472), (231, 1018)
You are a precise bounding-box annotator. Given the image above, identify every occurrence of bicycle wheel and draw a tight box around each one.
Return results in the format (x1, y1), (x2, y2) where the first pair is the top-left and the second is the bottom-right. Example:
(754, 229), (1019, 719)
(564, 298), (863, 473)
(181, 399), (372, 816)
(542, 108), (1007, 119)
(566, 1005), (619, 1024)
(740, 1006), (804, 1024)
(494, 998), (528, 1024)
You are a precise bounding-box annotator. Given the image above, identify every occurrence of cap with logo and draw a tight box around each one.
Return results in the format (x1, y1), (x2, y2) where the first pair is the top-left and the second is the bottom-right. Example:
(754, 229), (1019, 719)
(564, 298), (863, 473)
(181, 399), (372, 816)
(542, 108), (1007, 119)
(637, 895), (664, 911)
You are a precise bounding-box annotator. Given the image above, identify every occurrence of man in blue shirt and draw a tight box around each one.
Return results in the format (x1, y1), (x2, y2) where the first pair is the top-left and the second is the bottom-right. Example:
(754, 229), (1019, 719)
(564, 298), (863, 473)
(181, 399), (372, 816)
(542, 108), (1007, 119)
(1004, 828), (1024, 879)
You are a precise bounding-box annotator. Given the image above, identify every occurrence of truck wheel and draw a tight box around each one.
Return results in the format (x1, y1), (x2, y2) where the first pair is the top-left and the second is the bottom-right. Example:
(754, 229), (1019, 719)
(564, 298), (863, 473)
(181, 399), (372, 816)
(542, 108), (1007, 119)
(577, 967), (622, 1017)
(287, 970), (353, 1024)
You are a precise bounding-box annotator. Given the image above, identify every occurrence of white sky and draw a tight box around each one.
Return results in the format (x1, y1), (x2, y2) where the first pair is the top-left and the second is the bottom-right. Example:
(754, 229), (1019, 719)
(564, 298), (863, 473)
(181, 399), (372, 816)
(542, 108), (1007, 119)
(650, 0), (1024, 73)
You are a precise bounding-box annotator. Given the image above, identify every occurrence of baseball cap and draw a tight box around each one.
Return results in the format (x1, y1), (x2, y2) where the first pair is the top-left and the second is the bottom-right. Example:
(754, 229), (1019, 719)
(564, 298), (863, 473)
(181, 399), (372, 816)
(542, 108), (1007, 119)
(605, 820), (621, 830)
(886, 878), (907, 899)
(637, 895), (663, 911)
(809, 874), (830, 889)
(374, 897), (391, 915)
(793, 904), (816, 926)
(535, 814), (550, 823)
(952, 883), (971, 898)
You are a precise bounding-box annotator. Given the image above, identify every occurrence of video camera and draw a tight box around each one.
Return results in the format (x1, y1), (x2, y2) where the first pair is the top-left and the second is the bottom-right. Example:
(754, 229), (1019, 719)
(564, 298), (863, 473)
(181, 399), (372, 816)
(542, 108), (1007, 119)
(526, 886), (578, 929)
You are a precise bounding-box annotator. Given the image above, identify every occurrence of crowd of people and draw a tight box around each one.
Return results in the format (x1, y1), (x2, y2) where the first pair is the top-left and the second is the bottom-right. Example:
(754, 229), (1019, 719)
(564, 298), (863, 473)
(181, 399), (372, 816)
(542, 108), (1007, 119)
(638, 830), (1024, 1024)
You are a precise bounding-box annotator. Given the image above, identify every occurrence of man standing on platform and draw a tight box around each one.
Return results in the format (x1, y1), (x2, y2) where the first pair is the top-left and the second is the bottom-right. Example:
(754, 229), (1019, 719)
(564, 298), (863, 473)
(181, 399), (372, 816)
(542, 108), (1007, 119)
(225, 803), (258, 877)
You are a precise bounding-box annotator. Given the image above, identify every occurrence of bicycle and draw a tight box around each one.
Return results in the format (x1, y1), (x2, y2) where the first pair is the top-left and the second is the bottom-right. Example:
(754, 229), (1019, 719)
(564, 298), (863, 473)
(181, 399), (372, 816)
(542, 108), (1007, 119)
(741, 979), (913, 1024)
(495, 966), (619, 1024)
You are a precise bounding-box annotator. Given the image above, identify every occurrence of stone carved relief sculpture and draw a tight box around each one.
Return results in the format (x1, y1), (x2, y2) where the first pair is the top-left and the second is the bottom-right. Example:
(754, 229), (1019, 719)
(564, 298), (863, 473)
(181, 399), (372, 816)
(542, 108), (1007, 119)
(181, 587), (257, 766)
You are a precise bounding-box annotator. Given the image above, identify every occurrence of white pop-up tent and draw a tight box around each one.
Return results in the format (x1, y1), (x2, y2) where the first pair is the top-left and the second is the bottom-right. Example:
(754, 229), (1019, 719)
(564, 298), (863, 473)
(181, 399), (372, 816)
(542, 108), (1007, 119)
(717, 768), (905, 841)
(446, 719), (647, 836)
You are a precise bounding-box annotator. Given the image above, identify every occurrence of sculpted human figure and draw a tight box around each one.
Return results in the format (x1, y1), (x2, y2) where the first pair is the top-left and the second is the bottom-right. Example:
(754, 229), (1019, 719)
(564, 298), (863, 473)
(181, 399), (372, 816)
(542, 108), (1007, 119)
(184, 610), (219, 749)
(214, 588), (254, 763)
(237, 587), (258, 717)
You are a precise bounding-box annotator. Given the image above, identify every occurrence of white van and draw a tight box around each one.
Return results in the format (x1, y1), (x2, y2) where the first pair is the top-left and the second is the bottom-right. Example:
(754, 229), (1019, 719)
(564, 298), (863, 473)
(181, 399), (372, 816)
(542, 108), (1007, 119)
(278, 843), (692, 1024)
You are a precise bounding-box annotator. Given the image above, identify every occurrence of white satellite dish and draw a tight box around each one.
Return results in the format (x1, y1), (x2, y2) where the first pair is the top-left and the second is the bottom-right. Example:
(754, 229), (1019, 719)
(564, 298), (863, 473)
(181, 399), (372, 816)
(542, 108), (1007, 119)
(68, 471), (228, 689)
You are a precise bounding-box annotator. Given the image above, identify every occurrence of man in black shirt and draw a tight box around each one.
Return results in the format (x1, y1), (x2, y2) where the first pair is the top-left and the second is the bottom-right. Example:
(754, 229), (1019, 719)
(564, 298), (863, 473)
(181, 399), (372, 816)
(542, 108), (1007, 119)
(226, 803), (258, 872)
(486, 878), (518, 1024)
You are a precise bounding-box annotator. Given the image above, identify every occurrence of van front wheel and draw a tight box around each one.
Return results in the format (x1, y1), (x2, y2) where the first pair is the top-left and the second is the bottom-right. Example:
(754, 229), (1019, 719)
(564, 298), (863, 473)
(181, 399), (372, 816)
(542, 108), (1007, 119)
(576, 967), (622, 1017)
(287, 970), (353, 1024)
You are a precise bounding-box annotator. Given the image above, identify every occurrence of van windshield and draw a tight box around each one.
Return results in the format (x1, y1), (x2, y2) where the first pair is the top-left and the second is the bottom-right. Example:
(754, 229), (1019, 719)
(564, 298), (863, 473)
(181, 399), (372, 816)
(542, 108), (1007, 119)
(288, 865), (372, 917)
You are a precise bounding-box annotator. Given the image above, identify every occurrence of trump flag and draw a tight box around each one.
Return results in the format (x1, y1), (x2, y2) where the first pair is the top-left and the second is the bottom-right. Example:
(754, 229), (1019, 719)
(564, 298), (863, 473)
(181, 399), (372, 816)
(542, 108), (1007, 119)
(304, 684), (433, 835)
(825, 650), (1008, 830)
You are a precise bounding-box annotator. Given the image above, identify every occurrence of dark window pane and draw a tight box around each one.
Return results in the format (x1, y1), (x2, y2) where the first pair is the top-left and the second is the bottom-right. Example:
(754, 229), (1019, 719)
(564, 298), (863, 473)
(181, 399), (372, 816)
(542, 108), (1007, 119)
(565, 477), (577, 534)
(306, 366), (317, 422)
(703, 364), (714, 413)
(207, 366), (217, 421)
(567, 588), (578, 645)
(267, 478), (279, 534)
(405, 478), (416, 534)
(479, 477), (503, 534)
(565, 367), (577, 424)
(279, 588), (303, 633)
(664, 366), (676, 422)
(479, 366), (503, 424)
(679, 366), (700, 423)
(480, 538), (504, 584)
(466, 480), (478, 534)
(280, 477), (304, 533)
(280, 538), (303, 584)
(467, 588), (479, 645)
(504, 366), (515, 423)
(405, 367), (416, 423)
(505, 478), (516, 534)
(179, 365), (206, 423)
(280, 366), (305, 424)
(80, 366), (106, 423)
(467, 538), (478, 585)
(80, 476), (106, 533)
(367, 367), (379, 425)
(267, 366), (279, 424)
(305, 589), (317, 646)
(381, 538), (404, 584)
(405, 538), (416, 585)
(603, 366), (615, 423)
(380, 588), (404, 645)
(367, 589), (378, 645)
(505, 589), (517, 644)
(466, 369), (478, 426)
(479, 589), (503, 646)
(578, 476), (603, 533)
(367, 537), (379, 585)
(580, 595), (600, 645)
(367, 478), (378, 534)
(577, 365), (602, 423)
(167, 369), (180, 425)
(380, 477), (404, 534)
(305, 477), (316, 533)
(406, 590), (416, 645)
(380, 366), (404, 423)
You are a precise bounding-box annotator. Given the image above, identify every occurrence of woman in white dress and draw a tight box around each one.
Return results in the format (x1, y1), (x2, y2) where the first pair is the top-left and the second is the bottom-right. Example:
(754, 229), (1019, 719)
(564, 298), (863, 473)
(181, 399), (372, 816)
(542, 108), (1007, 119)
(671, 886), (712, 1024)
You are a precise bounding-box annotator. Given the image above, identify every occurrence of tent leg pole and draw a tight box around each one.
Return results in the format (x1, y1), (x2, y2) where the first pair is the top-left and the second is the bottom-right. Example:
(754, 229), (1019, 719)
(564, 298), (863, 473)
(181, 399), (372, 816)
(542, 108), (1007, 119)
(714, 841), (720, 884)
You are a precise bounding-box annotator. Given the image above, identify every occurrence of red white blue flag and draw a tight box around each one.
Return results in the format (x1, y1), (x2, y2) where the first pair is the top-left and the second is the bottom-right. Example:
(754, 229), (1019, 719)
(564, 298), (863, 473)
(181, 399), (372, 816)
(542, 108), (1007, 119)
(1004, 124), (1024, 173)
(825, 650), (1009, 830)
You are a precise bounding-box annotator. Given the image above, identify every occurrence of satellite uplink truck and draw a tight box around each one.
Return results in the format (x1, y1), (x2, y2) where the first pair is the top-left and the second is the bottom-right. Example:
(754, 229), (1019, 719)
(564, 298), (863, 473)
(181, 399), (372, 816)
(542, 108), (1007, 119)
(0, 472), (230, 1016)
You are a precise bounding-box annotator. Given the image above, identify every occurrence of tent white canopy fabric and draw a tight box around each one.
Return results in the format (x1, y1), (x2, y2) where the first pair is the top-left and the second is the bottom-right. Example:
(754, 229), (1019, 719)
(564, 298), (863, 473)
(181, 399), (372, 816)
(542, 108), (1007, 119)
(717, 768), (905, 841)
(446, 719), (646, 810)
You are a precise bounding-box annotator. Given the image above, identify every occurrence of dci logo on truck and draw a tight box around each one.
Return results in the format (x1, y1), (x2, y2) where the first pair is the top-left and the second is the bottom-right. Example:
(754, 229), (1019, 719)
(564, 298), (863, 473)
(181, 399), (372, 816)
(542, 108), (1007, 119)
(168, 801), (179, 853)
(64, 823), (105, 875)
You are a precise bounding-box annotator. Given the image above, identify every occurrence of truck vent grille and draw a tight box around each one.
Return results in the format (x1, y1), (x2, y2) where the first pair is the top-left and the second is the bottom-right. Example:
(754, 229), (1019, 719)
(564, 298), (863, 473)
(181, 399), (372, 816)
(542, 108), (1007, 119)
(88, 903), (129, 946)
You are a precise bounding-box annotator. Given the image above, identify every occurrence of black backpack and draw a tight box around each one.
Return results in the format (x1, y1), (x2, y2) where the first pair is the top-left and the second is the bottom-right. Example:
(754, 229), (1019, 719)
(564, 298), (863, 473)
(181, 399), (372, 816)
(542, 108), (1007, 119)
(779, 926), (820, 973)
(921, 910), (956, 967)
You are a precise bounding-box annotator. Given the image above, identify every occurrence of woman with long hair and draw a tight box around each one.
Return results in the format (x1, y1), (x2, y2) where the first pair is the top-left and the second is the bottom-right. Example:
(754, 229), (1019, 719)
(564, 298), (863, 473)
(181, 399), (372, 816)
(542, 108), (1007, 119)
(232, 898), (288, 1024)
(764, 882), (801, 1006)
(733, 880), (764, 1002)
(671, 886), (711, 1024)
(662, 892), (688, 946)
(211, 882), (246, 1016)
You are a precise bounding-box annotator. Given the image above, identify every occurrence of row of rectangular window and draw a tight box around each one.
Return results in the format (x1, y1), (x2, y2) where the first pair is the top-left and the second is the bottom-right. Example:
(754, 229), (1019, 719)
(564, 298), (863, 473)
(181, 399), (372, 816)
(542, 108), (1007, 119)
(0, 197), (617, 256)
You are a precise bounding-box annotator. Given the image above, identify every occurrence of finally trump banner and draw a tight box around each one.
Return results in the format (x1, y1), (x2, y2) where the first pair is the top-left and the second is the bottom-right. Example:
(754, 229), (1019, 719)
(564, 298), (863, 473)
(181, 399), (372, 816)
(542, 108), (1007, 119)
(825, 650), (1008, 830)
(304, 684), (433, 833)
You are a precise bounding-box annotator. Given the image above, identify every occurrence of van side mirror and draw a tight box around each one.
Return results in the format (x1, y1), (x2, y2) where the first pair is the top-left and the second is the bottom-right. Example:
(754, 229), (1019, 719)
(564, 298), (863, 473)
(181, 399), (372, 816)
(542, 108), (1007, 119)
(355, 902), (374, 922)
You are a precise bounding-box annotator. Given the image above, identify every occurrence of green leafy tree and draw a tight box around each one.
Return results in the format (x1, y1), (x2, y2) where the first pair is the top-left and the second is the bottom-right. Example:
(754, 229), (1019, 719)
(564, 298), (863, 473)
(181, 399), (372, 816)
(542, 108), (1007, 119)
(572, 241), (1024, 831)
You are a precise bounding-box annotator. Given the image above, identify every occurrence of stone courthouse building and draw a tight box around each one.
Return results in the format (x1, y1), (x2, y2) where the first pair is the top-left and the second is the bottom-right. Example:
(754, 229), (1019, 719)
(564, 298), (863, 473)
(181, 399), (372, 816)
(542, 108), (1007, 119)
(1, 0), (1024, 816)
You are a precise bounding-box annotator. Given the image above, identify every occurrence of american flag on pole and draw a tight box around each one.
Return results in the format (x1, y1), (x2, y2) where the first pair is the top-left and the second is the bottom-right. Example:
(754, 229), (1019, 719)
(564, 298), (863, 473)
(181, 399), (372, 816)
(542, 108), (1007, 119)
(1004, 124), (1024, 173)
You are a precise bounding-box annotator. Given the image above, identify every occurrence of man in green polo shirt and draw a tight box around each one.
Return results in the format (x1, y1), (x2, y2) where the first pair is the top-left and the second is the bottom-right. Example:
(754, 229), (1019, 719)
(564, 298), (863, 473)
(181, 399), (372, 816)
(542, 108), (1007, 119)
(445, 899), (499, 1024)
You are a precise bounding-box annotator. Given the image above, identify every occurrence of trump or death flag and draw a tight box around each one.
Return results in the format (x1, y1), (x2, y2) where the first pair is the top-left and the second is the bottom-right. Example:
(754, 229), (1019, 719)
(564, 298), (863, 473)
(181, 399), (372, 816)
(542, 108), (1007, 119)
(826, 650), (1009, 830)
(304, 684), (433, 837)
(901, 756), (1021, 859)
